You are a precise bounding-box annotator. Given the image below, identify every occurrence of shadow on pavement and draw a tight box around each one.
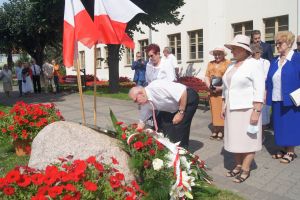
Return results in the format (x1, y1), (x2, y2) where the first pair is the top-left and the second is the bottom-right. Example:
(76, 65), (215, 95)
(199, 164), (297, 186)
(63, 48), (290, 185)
(189, 139), (204, 153)
(0, 90), (75, 106)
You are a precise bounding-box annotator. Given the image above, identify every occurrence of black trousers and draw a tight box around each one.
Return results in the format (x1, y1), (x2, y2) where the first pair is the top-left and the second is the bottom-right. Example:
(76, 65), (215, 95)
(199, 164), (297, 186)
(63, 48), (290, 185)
(157, 88), (199, 149)
(32, 75), (41, 93)
(18, 80), (23, 95)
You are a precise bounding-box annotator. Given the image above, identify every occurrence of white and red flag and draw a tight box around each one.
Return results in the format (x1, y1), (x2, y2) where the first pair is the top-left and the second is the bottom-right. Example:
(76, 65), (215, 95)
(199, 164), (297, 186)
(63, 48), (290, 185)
(94, 0), (145, 49)
(63, 0), (99, 67)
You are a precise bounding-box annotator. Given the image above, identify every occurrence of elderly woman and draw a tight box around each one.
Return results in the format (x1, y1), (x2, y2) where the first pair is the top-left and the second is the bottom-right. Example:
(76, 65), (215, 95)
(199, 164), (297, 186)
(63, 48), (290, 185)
(266, 31), (300, 163)
(205, 47), (230, 140)
(145, 44), (176, 85)
(250, 44), (271, 132)
(221, 35), (265, 183)
(1, 64), (13, 97)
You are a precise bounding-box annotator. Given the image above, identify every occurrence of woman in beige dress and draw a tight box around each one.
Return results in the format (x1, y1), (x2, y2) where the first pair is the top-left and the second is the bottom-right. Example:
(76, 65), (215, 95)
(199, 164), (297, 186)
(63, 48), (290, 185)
(1, 64), (13, 97)
(205, 47), (230, 140)
(221, 35), (265, 183)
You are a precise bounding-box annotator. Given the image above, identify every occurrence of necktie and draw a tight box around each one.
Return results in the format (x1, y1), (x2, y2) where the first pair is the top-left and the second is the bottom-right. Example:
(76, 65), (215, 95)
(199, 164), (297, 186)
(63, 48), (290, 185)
(33, 65), (37, 75)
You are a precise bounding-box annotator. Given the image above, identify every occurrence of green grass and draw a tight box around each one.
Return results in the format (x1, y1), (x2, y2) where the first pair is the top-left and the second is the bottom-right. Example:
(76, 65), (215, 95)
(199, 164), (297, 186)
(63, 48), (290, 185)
(0, 138), (30, 177)
(0, 104), (30, 177)
(84, 87), (130, 100)
(198, 183), (244, 200)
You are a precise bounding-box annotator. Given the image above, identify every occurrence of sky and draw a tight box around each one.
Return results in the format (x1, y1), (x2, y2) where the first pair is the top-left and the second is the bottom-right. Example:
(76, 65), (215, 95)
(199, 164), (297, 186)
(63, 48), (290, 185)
(0, 0), (7, 6)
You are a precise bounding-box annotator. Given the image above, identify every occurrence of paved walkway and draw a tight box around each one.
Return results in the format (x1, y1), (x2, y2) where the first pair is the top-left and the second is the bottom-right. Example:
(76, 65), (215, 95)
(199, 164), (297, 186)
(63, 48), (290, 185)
(1, 90), (300, 200)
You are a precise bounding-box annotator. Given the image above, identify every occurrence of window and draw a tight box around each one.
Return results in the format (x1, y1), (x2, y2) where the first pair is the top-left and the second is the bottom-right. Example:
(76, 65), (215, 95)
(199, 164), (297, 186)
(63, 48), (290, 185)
(188, 29), (203, 60)
(138, 39), (149, 59)
(168, 33), (181, 63)
(264, 15), (289, 52)
(232, 21), (253, 37)
(79, 51), (85, 69)
(96, 47), (102, 69)
(125, 48), (134, 65)
(104, 46), (109, 68)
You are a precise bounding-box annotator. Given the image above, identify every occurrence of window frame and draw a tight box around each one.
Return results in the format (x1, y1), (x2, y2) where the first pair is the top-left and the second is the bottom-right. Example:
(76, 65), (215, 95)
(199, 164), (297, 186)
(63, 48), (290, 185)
(187, 29), (203, 62)
(168, 33), (182, 64)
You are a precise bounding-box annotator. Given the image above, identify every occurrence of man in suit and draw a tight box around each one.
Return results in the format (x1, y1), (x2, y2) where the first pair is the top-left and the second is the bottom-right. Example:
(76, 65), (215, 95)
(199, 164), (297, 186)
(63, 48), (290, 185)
(251, 30), (274, 62)
(294, 35), (300, 53)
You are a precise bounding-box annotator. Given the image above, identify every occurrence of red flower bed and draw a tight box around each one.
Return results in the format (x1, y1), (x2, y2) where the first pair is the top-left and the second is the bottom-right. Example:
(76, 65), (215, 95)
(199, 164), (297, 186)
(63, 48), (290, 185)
(0, 157), (144, 199)
(177, 76), (208, 92)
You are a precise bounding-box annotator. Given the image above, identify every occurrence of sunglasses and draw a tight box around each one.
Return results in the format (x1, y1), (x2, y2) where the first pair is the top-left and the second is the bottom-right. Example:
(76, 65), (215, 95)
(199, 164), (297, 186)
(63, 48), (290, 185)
(297, 42), (300, 45)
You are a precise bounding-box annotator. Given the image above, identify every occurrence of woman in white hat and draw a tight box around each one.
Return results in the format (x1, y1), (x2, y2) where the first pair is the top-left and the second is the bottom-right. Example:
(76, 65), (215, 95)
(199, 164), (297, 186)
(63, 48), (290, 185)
(205, 47), (230, 140)
(221, 34), (265, 183)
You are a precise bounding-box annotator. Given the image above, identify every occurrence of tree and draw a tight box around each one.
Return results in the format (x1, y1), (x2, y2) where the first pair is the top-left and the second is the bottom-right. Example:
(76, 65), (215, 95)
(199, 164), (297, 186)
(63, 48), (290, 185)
(0, 0), (64, 66)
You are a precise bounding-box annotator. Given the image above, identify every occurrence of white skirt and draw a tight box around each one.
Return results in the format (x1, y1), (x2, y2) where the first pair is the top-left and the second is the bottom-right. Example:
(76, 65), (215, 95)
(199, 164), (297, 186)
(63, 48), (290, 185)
(224, 107), (262, 153)
(22, 76), (34, 93)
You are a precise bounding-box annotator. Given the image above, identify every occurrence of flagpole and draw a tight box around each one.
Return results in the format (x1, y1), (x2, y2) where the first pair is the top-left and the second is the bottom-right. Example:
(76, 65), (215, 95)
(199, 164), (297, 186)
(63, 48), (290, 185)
(75, 57), (86, 125)
(93, 44), (97, 126)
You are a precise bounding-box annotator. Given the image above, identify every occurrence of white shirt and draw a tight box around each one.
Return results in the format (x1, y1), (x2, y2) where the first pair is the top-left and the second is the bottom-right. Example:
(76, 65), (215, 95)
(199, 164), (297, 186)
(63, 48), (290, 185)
(145, 59), (176, 84)
(272, 50), (294, 101)
(162, 53), (177, 79)
(31, 64), (41, 76)
(139, 80), (186, 122)
(259, 58), (270, 79)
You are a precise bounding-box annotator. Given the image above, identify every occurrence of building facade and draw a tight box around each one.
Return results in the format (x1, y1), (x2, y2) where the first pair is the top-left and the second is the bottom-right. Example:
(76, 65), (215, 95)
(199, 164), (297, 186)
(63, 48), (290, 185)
(67, 0), (300, 80)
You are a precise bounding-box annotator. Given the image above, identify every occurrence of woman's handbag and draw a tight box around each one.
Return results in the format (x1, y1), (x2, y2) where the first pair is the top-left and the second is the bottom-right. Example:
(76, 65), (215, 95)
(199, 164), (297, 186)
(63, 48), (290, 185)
(210, 76), (223, 90)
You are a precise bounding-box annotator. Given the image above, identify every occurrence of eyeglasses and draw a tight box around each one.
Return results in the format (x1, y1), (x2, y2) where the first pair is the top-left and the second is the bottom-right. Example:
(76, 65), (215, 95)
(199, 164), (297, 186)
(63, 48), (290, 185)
(275, 41), (285, 46)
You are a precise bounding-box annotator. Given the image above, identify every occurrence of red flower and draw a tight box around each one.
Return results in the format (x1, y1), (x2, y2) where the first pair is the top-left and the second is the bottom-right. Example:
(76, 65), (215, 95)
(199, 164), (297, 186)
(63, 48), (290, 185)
(48, 186), (63, 198)
(94, 162), (104, 172)
(121, 133), (127, 140)
(17, 175), (31, 187)
(86, 156), (96, 164)
(121, 126), (127, 131)
(144, 137), (153, 146)
(116, 121), (124, 125)
(109, 176), (121, 189)
(11, 133), (18, 140)
(8, 125), (14, 131)
(3, 187), (15, 196)
(111, 157), (119, 165)
(133, 141), (144, 150)
(31, 194), (48, 200)
(31, 174), (44, 185)
(64, 183), (77, 192)
(0, 177), (7, 188)
(22, 132), (28, 139)
(5, 170), (20, 183)
(149, 149), (156, 156)
(143, 160), (151, 169)
(1, 128), (7, 133)
(84, 181), (97, 191)
(62, 194), (74, 200)
(115, 173), (125, 181)
(136, 128), (143, 133)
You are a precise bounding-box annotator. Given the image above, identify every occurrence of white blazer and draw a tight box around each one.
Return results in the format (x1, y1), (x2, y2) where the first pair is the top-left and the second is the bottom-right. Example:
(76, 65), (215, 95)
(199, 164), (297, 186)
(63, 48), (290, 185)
(222, 57), (265, 110)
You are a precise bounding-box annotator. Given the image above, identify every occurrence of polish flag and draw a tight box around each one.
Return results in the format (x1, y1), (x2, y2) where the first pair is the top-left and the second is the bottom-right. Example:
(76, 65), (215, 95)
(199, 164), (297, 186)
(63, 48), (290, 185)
(63, 0), (99, 67)
(94, 0), (145, 49)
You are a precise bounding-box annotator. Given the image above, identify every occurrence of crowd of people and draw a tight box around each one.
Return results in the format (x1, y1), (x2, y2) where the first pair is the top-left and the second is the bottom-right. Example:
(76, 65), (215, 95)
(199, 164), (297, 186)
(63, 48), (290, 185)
(130, 30), (300, 184)
(0, 59), (60, 97)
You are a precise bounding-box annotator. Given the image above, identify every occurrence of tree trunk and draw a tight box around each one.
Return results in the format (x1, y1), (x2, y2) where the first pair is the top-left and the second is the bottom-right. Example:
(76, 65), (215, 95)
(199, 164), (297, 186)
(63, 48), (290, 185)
(108, 44), (121, 93)
(7, 50), (13, 69)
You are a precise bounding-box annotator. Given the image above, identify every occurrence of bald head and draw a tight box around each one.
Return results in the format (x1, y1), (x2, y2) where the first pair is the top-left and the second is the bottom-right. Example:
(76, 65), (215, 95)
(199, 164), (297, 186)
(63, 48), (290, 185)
(129, 86), (148, 105)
